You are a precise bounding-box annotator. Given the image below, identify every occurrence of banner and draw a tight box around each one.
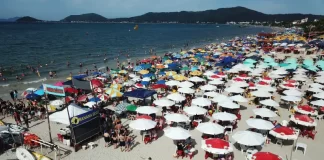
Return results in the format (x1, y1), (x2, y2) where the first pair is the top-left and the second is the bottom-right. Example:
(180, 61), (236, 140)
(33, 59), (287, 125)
(43, 84), (65, 96)
(70, 110), (99, 127)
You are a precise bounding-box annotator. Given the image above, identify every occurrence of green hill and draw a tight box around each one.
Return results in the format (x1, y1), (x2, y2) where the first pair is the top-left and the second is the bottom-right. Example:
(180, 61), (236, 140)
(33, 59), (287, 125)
(61, 13), (108, 22)
(16, 16), (42, 22)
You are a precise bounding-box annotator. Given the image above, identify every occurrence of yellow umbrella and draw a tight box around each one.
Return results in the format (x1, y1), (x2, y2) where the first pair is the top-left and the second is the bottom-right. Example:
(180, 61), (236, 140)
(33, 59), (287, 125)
(119, 70), (128, 74)
(139, 70), (149, 75)
(164, 60), (173, 64)
(173, 74), (188, 81)
(110, 84), (122, 90)
(106, 88), (123, 97)
(166, 71), (177, 77)
(66, 77), (72, 80)
(180, 51), (187, 54)
(190, 70), (202, 76)
(190, 58), (198, 63)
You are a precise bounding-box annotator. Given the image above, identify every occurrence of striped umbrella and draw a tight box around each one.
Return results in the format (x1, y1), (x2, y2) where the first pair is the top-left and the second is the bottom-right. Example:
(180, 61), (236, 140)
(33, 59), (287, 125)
(110, 84), (122, 90)
(139, 70), (149, 75)
(106, 88), (119, 95)
(97, 94), (109, 101)
(165, 71), (177, 77)
(116, 103), (130, 113)
(133, 66), (144, 72)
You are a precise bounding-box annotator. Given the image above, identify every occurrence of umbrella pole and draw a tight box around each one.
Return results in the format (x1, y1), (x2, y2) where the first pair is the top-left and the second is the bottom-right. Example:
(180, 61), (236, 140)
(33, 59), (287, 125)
(45, 94), (53, 143)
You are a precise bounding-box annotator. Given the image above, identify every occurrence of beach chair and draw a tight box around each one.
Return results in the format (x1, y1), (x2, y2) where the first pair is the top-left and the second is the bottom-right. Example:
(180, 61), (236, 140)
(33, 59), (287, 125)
(276, 139), (283, 147)
(295, 143), (307, 155)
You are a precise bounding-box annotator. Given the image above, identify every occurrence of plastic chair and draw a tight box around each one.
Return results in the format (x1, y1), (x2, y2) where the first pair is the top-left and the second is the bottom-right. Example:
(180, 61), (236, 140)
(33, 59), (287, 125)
(57, 134), (63, 142)
(307, 131), (317, 140)
(176, 150), (185, 159)
(240, 144), (248, 154)
(295, 142), (307, 155)
(276, 139), (283, 147)
(225, 125), (233, 134)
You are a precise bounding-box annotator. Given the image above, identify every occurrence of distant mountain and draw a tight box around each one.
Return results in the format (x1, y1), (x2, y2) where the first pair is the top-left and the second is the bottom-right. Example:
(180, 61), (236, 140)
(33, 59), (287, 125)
(61, 13), (108, 22)
(109, 6), (324, 23)
(16, 16), (42, 22)
(0, 17), (21, 22)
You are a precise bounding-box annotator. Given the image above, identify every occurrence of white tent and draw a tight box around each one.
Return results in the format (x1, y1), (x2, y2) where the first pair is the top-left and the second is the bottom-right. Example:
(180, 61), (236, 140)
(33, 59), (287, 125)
(49, 103), (91, 125)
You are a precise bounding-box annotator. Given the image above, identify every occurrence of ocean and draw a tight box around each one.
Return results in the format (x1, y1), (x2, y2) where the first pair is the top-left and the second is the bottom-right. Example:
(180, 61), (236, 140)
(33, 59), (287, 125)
(0, 23), (272, 98)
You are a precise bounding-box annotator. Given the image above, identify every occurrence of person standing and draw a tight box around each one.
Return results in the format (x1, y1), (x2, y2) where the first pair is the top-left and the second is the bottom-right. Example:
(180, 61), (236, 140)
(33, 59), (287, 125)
(9, 91), (14, 101)
(14, 110), (22, 126)
(22, 113), (29, 128)
(14, 90), (18, 101)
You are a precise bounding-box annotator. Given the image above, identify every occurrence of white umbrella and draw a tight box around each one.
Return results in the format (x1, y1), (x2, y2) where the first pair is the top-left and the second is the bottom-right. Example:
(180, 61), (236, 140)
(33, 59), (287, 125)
(184, 106), (207, 115)
(251, 90), (272, 98)
(315, 78), (324, 83)
(260, 99), (279, 107)
(200, 84), (217, 91)
(129, 119), (157, 130)
(203, 71), (215, 76)
(281, 96), (301, 102)
(232, 131), (265, 146)
(204, 91), (220, 98)
(246, 118), (275, 130)
(225, 86), (244, 93)
(232, 81), (249, 88)
(212, 112), (237, 121)
(167, 93), (186, 102)
(84, 101), (96, 108)
(164, 127), (191, 140)
(136, 106), (159, 114)
(309, 83), (324, 88)
(253, 108), (277, 118)
(142, 77), (151, 82)
(257, 86), (276, 92)
(192, 97), (211, 106)
(189, 76), (205, 82)
(178, 81), (194, 88)
(271, 69), (288, 75)
(196, 122), (225, 135)
(310, 99), (324, 106)
(307, 87), (323, 93)
(218, 101), (240, 109)
(292, 76), (306, 81)
(178, 87), (195, 94)
(164, 113), (190, 122)
(208, 80), (224, 85)
(283, 89), (303, 97)
(212, 95), (232, 103)
(230, 95), (248, 103)
(153, 99), (175, 107)
(165, 80), (180, 86)
(313, 92), (324, 99)
(50, 100), (64, 106)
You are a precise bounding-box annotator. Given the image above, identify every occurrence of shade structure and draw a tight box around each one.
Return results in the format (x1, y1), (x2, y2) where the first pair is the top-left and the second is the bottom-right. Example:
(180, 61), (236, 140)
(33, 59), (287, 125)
(84, 101), (96, 108)
(129, 119), (157, 130)
(200, 84), (217, 91)
(225, 86), (244, 93)
(204, 91), (220, 98)
(164, 113), (190, 122)
(253, 108), (277, 118)
(230, 95), (248, 103)
(208, 80), (224, 85)
(201, 138), (233, 154)
(123, 89), (157, 99)
(283, 89), (303, 97)
(153, 99), (175, 107)
(189, 76), (205, 82)
(232, 81), (249, 88)
(192, 97), (211, 106)
(313, 92), (324, 99)
(257, 86), (276, 92)
(307, 87), (323, 93)
(212, 112), (237, 121)
(136, 106), (159, 114)
(309, 83), (324, 88)
(232, 130), (265, 146)
(269, 126), (298, 140)
(164, 127), (191, 140)
(290, 114), (317, 126)
(310, 99), (324, 106)
(50, 100), (64, 106)
(178, 87), (195, 94)
(246, 118), (274, 130)
(260, 99), (279, 107)
(252, 152), (282, 160)
(294, 105), (317, 115)
(178, 81), (194, 88)
(165, 80), (180, 86)
(167, 93), (186, 102)
(251, 90), (272, 98)
(196, 122), (225, 135)
(212, 95), (232, 103)
(218, 101), (240, 109)
(49, 103), (90, 125)
(281, 96), (301, 102)
(183, 106), (207, 115)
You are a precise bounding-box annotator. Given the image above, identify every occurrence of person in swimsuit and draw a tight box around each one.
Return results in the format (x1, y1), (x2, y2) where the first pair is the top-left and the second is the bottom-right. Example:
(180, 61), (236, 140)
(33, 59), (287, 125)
(111, 133), (118, 149)
(104, 132), (111, 147)
(118, 133), (126, 152)
(125, 133), (132, 152)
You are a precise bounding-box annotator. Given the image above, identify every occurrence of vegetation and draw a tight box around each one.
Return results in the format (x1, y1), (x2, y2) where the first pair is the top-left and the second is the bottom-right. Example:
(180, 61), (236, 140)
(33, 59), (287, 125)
(16, 16), (42, 22)
(61, 13), (108, 22)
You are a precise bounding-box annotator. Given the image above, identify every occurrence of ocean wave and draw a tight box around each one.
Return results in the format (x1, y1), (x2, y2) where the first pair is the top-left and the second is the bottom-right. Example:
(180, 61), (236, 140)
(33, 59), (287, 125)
(0, 84), (10, 87)
(23, 78), (47, 84)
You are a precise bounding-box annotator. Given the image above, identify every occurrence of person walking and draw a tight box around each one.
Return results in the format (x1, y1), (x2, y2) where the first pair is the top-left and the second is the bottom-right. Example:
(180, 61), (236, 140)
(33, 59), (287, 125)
(22, 113), (29, 128)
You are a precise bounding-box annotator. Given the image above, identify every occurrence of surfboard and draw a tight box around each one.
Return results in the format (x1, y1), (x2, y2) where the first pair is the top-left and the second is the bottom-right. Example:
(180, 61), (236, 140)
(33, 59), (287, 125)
(16, 148), (36, 160)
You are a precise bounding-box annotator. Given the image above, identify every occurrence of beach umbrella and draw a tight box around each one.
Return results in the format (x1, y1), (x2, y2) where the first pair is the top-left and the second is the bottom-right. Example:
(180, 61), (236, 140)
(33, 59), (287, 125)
(307, 87), (323, 93)
(212, 95), (232, 103)
(290, 114), (317, 126)
(136, 83), (146, 88)
(225, 86), (244, 93)
(203, 71), (215, 76)
(115, 103), (130, 113)
(139, 70), (149, 75)
(167, 93), (186, 102)
(132, 76), (141, 82)
(50, 100), (64, 106)
(293, 105), (317, 116)
(173, 74), (188, 81)
(97, 94), (109, 101)
(153, 99), (175, 107)
(190, 70), (202, 76)
(156, 80), (166, 85)
(90, 79), (104, 88)
(26, 93), (40, 100)
(204, 91), (219, 98)
(136, 115), (152, 120)
(260, 99), (279, 107)
(165, 71), (177, 77)
(208, 75), (221, 80)
(310, 99), (324, 106)
(189, 76), (205, 82)
(164, 113), (190, 122)
(196, 122), (224, 135)
(281, 96), (301, 102)
(212, 112), (237, 121)
(181, 66), (190, 71)
(155, 64), (165, 69)
(165, 80), (180, 86)
(232, 81), (249, 88)
(151, 84), (167, 90)
(93, 87), (104, 93)
(257, 86), (276, 92)
(269, 127), (298, 140)
(283, 89), (303, 97)
(183, 106), (207, 115)
(54, 81), (64, 86)
(26, 88), (37, 92)
(89, 97), (101, 102)
(126, 104), (138, 112)
(84, 102), (96, 108)
(252, 152), (282, 160)
(238, 74), (251, 80)
(251, 90), (272, 98)
(123, 80), (135, 87)
(76, 95), (88, 102)
(208, 80), (224, 85)
(309, 83), (324, 88)
(246, 118), (274, 130)
(164, 60), (173, 64)
(164, 127), (191, 140)
(233, 78), (243, 82)
(142, 77), (151, 82)
(200, 84), (217, 91)
(118, 70), (128, 74)
(136, 106), (159, 114)
(232, 131), (265, 146)
(65, 87), (78, 94)
(192, 97), (211, 106)
(34, 89), (44, 96)
(280, 83), (295, 89)
(129, 119), (157, 130)
(178, 87), (195, 94)
(178, 81), (194, 88)
(313, 92), (324, 99)
(106, 88), (123, 97)
(230, 95), (248, 103)
(253, 108), (277, 118)
(201, 138), (233, 154)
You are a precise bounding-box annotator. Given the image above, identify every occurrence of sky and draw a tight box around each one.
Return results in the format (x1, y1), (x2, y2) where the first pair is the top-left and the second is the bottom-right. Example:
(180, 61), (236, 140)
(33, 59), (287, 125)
(0, 0), (323, 20)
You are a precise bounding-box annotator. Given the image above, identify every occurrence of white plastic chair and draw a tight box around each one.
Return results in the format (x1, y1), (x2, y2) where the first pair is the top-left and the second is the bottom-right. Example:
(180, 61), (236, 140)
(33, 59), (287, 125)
(276, 139), (283, 147)
(240, 144), (248, 154)
(295, 142), (307, 155)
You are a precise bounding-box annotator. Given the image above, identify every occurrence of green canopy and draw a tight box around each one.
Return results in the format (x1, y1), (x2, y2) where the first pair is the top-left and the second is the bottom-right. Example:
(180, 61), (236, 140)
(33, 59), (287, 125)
(244, 58), (257, 64)
(303, 58), (314, 67)
(181, 66), (189, 71)
(126, 104), (137, 112)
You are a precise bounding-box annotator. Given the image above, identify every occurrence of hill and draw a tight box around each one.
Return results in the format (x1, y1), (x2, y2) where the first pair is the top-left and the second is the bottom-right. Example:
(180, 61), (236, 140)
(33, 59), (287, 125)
(109, 6), (324, 23)
(16, 16), (42, 22)
(61, 13), (108, 22)
(0, 17), (21, 22)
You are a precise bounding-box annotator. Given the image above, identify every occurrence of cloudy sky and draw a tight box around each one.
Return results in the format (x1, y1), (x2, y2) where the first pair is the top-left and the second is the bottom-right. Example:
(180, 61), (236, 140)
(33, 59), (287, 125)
(0, 0), (322, 20)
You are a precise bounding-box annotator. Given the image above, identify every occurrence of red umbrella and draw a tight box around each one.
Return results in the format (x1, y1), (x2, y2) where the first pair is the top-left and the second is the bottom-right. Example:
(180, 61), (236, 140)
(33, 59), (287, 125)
(294, 114), (314, 123)
(141, 59), (151, 63)
(90, 79), (104, 88)
(54, 81), (64, 87)
(210, 75), (221, 79)
(65, 96), (74, 103)
(286, 80), (296, 83)
(258, 81), (269, 85)
(135, 83), (144, 88)
(239, 74), (248, 77)
(320, 106), (324, 112)
(205, 138), (230, 149)
(284, 83), (294, 88)
(249, 82), (255, 87)
(252, 152), (281, 160)
(298, 105), (315, 112)
(151, 84), (167, 89)
(97, 94), (109, 101)
(77, 95), (88, 102)
(64, 87), (78, 94)
(217, 72), (225, 76)
(137, 115), (152, 120)
(93, 87), (104, 93)
(233, 78), (243, 82)
(272, 126), (294, 135)
(201, 138), (233, 154)
(263, 77), (271, 80)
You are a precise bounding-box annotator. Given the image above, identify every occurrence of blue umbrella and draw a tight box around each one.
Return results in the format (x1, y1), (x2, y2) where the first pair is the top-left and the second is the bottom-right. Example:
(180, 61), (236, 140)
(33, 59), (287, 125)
(158, 71), (165, 75)
(141, 81), (149, 86)
(139, 64), (151, 69)
(156, 80), (166, 84)
(89, 97), (101, 102)
(34, 89), (45, 96)
(190, 66), (199, 71)
(143, 73), (155, 78)
(26, 93), (40, 100)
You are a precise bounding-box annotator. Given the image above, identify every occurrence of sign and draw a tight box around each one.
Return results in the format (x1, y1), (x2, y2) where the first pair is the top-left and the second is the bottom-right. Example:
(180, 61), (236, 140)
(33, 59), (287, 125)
(70, 110), (99, 127)
(43, 84), (65, 96)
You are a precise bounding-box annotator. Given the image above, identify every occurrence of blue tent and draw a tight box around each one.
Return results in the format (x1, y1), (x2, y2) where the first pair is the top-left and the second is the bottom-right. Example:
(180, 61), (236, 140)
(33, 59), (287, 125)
(73, 74), (87, 80)
(123, 89), (157, 99)
(34, 89), (44, 96)
(89, 97), (101, 102)
(156, 80), (166, 84)
(26, 93), (41, 100)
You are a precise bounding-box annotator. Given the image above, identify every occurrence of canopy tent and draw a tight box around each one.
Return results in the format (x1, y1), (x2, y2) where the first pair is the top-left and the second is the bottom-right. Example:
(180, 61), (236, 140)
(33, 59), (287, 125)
(49, 103), (90, 125)
(123, 89), (157, 99)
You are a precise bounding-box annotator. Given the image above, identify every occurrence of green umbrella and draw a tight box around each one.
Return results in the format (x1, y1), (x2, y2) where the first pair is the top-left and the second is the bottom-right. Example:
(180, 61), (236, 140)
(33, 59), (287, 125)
(111, 69), (120, 74)
(181, 66), (189, 71)
(244, 58), (257, 64)
(284, 58), (297, 64)
(126, 104), (137, 112)
(303, 59), (314, 67)
(264, 57), (274, 63)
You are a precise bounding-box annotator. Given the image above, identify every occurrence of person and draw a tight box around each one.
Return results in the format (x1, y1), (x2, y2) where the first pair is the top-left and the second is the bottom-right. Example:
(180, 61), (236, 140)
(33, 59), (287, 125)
(125, 133), (132, 152)
(22, 113), (29, 128)
(111, 133), (118, 149)
(9, 90), (14, 101)
(104, 132), (111, 147)
(14, 110), (22, 126)
(14, 90), (18, 101)
(119, 132), (126, 152)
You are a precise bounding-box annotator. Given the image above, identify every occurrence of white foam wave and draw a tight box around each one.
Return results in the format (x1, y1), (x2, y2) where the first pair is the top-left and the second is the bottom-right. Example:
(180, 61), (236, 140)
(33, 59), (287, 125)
(0, 84), (10, 87)
(23, 78), (47, 84)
